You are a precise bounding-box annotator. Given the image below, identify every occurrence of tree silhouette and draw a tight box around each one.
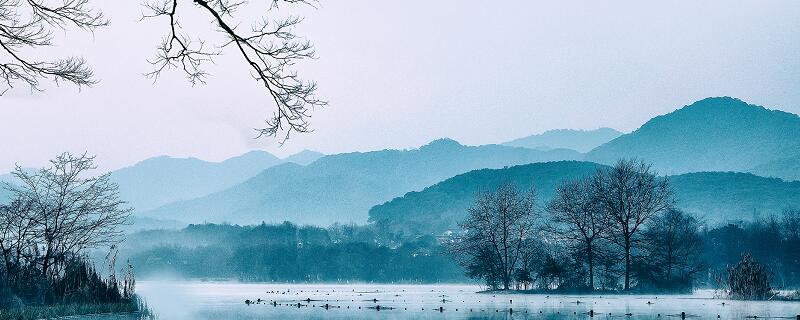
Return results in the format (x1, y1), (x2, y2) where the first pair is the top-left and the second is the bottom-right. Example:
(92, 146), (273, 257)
(1, 0), (324, 141)
(446, 183), (539, 290)
(547, 177), (611, 290)
(592, 159), (673, 291)
(0, 0), (108, 94)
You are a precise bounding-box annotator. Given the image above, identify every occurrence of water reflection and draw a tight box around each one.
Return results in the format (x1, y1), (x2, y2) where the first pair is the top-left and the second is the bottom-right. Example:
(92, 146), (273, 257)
(85, 282), (800, 320)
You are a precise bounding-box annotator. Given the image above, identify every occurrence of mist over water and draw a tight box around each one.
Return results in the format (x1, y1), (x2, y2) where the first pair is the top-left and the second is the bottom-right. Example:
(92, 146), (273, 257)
(85, 282), (800, 320)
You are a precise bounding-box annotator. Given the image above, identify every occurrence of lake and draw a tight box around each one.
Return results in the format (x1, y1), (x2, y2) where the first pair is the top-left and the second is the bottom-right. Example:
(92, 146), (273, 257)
(87, 281), (799, 319)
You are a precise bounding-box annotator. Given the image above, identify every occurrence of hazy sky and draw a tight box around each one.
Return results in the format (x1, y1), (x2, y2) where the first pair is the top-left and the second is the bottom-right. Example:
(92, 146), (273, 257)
(2, 1), (799, 172)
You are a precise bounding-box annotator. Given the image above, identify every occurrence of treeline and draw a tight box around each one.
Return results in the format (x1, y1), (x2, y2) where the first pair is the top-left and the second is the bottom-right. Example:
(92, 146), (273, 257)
(0, 154), (136, 310)
(124, 213), (800, 294)
(446, 159), (800, 295)
(704, 213), (800, 288)
(121, 160), (800, 294)
(126, 222), (464, 282)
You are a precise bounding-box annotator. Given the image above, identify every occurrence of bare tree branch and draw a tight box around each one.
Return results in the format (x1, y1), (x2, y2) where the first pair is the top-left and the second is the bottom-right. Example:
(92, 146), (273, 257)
(143, 0), (326, 142)
(0, 0), (108, 94)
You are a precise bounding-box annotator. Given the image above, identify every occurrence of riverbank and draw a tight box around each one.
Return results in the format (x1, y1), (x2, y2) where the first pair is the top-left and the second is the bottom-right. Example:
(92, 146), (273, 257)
(0, 297), (152, 320)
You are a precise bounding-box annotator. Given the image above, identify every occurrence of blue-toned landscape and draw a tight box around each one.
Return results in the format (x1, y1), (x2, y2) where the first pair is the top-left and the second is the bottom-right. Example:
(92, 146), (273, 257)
(2, 1), (800, 319)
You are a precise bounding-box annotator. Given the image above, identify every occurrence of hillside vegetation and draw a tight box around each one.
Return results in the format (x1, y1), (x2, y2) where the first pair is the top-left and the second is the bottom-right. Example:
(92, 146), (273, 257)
(369, 162), (800, 237)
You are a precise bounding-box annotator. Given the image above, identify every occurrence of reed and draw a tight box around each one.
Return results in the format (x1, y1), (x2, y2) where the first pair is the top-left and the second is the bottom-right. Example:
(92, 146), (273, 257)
(0, 296), (153, 320)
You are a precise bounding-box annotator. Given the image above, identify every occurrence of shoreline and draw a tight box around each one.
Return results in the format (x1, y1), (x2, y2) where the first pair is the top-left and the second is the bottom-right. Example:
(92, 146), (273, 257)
(0, 299), (151, 320)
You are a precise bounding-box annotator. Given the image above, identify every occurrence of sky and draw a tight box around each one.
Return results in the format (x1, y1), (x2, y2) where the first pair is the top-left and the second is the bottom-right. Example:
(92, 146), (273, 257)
(1, 1), (799, 172)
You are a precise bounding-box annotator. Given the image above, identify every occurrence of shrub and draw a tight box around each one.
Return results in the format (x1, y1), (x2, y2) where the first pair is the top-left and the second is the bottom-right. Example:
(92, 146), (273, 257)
(727, 253), (772, 300)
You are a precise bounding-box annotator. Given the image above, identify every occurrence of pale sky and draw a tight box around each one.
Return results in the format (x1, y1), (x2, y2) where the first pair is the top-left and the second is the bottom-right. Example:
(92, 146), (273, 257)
(1, 1), (799, 172)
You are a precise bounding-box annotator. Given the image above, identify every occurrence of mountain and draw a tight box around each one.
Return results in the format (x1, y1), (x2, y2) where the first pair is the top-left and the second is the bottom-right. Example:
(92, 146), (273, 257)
(140, 139), (582, 225)
(0, 185), (10, 203)
(586, 97), (800, 177)
(112, 151), (282, 211)
(369, 162), (800, 237)
(0, 169), (32, 203)
(284, 150), (325, 165)
(369, 161), (604, 237)
(504, 128), (623, 152)
(670, 172), (800, 222)
(748, 155), (800, 182)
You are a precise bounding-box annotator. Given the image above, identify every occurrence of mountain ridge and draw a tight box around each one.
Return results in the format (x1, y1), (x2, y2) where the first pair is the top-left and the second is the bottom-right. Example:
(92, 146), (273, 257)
(586, 97), (800, 177)
(504, 128), (623, 152)
(111, 150), (283, 211)
(369, 161), (800, 237)
(139, 139), (583, 225)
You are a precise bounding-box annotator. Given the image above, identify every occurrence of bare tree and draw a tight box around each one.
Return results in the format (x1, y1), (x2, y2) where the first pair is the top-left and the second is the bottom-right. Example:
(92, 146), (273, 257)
(3, 152), (132, 282)
(640, 209), (705, 290)
(447, 183), (539, 290)
(592, 159), (673, 291)
(547, 177), (610, 290)
(2, 0), (325, 141)
(0, 0), (108, 94)
(0, 199), (35, 285)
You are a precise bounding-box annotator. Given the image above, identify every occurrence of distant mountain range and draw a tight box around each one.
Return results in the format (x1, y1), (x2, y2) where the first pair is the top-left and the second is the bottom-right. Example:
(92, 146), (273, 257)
(110, 151), (284, 211)
(504, 128), (623, 152)
(283, 150), (325, 166)
(369, 161), (800, 237)
(669, 171), (800, 222)
(0, 170), (31, 203)
(586, 97), (800, 179)
(748, 155), (800, 182)
(3, 96), (799, 230)
(139, 139), (582, 225)
(96, 149), (323, 212)
(0, 186), (10, 203)
(369, 161), (604, 237)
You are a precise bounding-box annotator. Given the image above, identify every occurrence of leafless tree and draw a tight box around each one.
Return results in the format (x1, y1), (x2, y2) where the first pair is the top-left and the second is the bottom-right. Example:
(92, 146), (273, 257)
(2, 0), (325, 141)
(0, 198), (35, 285)
(2, 152), (132, 283)
(547, 177), (610, 290)
(0, 0), (108, 94)
(592, 159), (673, 291)
(641, 209), (704, 288)
(447, 183), (539, 290)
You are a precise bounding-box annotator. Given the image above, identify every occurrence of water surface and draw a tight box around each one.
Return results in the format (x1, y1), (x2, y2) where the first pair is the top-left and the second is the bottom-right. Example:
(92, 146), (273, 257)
(102, 281), (800, 319)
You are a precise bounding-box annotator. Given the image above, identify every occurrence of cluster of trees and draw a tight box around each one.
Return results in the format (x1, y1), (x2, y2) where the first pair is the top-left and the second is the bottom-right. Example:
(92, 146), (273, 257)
(0, 153), (134, 308)
(126, 222), (464, 283)
(123, 198), (800, 296)
(120, 160), (800, 295)
(703, 209), (800, 289)
(447, 160), (704, 292)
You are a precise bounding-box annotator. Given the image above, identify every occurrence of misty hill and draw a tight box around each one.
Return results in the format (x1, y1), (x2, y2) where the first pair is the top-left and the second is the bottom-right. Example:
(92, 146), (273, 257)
(112, 151), (282, 211)
(0, 169), (33, 203)
(586, 97), (800, 177)
(0, 173), (14, 200)
(748, 155), (800, 182)
(0, 186), (10, 203)
(369, 162), (800, 237)
(140, 139), (582, 225)
(504, 128), (622, 152)
(670, 172), (800, 221)
(284, 150), (325, 165)
(369, 161), (604, 237)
